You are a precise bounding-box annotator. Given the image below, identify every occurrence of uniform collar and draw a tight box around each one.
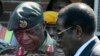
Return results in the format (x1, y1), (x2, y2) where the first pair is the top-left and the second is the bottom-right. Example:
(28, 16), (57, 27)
(74, 35), (98, 56)
(38, 31), (55, 52)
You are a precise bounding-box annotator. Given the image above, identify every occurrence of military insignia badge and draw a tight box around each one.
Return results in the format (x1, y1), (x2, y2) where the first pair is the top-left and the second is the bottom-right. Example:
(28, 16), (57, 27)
(19, 20), (27, 28)
(46, 45), (54, 54)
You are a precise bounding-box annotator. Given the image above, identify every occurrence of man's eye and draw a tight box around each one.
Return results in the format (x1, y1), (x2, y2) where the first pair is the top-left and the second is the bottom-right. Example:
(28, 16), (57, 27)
(26, 30), (33, 34)
(35, 28), (39, 31)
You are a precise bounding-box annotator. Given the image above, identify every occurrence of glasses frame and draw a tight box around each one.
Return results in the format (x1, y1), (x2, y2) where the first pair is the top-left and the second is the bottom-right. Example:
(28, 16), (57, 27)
(57, 26), (73, 35)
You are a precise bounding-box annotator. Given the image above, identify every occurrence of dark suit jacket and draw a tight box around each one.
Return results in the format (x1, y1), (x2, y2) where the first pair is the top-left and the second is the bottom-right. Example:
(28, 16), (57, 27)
(79, 36), (100, 56)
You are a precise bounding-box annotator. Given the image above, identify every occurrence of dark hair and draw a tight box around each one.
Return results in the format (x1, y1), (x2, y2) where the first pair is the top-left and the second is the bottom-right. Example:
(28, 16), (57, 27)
(0, 0), (3, 17)
(58, 3), (96, 35)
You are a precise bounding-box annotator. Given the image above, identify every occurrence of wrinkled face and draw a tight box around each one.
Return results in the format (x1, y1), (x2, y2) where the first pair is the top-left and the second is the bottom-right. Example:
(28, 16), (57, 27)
(46, 25), (58, 40)
(56, 18), (81, 54)
(57, 23), (74, 48)
(52, 2), (67, 12)
(14, 24), (45, 51)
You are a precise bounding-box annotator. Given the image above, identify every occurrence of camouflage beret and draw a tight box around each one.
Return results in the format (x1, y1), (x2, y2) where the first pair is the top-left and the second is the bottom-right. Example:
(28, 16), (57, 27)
(7, 2), (43, 31)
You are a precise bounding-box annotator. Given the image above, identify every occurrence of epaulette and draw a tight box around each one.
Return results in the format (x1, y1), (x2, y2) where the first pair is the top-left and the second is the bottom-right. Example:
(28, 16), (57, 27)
(46, 45), (54, 55)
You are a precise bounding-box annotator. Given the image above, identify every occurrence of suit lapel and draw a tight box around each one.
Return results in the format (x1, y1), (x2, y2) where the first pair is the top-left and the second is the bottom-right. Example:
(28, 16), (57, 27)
(79, 40), (96, 56)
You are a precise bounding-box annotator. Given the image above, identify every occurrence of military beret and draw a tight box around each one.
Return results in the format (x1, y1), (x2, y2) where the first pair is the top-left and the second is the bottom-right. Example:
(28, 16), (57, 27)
(7, 2), (43, 31)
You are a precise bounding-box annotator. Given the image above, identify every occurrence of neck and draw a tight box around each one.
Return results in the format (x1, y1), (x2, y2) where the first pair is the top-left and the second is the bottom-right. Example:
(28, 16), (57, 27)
(81, 34), (94, 45)
(64, 48), (76, 56)
(64, 34), (94, 56)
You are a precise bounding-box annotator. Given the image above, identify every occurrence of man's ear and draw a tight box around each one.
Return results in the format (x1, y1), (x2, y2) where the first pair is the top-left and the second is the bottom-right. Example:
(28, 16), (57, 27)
(75, 25), (82, 38)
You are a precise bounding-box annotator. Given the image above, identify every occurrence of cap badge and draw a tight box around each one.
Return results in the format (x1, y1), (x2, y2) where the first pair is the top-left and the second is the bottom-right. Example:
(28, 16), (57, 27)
(19, 20), (27, 28)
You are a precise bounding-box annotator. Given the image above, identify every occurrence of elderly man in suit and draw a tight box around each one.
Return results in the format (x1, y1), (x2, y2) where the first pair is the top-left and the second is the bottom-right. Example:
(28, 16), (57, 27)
(56, 3), (100, 56)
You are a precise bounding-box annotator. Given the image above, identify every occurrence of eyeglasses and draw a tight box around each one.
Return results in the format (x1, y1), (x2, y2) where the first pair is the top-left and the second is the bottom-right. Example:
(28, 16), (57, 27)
(57, 26), (73, 35)
(57, 26), (74, 40)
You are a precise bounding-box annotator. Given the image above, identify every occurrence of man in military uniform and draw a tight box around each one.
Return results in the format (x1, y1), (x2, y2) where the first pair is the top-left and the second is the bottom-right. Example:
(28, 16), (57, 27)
(43, 11), (58, 40)
(7, 2), (59, 56)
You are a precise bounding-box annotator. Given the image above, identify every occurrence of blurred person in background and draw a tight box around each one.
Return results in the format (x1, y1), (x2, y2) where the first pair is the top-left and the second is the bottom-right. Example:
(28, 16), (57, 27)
(46, 0), (68, 12)
(43, 11), (65, 56)
(46, 0), (82, 12)
(43, 11), (58, 40)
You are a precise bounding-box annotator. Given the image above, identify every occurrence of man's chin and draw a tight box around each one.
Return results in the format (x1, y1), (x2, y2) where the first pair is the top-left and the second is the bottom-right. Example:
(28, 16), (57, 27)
(22, 46), (34, 51)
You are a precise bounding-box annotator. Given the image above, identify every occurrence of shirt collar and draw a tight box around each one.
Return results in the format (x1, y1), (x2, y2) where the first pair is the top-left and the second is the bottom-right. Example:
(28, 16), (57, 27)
(74, 35), (97, 56)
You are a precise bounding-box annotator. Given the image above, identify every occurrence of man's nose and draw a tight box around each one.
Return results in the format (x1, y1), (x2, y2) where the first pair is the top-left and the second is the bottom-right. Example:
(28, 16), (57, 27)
(22, 32), (29, 40)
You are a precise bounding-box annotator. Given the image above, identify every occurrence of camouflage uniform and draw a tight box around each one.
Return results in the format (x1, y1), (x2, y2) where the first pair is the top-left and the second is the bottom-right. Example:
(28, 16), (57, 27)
(16, 32), (65, 56)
